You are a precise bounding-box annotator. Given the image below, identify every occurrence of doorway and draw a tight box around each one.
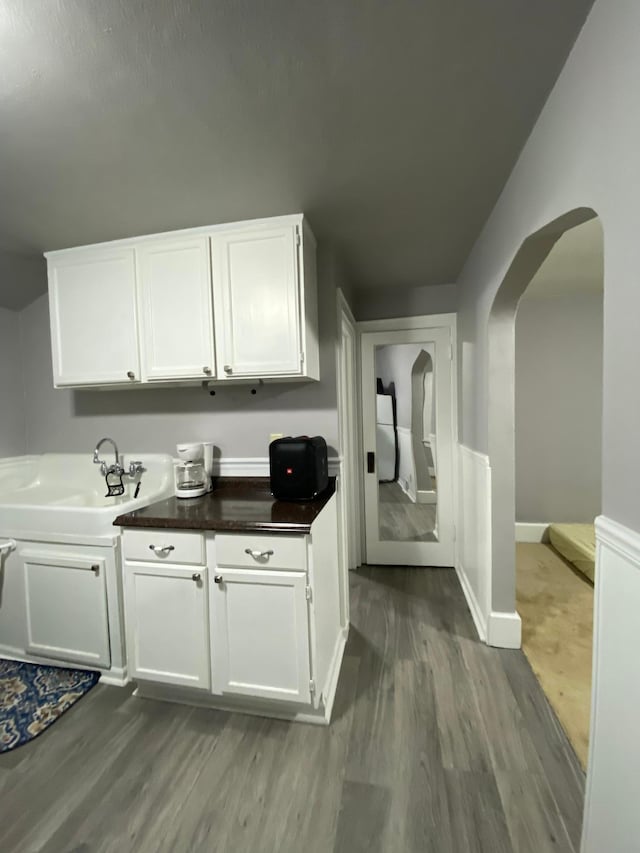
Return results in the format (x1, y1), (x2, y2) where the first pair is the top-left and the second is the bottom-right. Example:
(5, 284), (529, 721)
(488, 210), (602, 772)
(359, 316), (456, 566)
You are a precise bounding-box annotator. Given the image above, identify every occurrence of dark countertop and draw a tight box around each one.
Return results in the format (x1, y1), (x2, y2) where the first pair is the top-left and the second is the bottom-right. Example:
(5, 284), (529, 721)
(113, 477), (336, 534)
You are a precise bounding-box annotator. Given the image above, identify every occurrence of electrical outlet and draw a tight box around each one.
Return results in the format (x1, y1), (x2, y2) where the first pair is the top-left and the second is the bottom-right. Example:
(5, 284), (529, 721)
(270, 433), (284, 444)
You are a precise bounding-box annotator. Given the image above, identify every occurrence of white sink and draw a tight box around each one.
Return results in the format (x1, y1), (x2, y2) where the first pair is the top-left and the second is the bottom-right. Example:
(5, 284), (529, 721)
(0, 453), (174, 538)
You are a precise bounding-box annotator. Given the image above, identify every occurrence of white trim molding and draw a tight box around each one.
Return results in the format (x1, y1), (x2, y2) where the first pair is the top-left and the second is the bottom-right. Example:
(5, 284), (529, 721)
(582, 515), (640, 853)
(456, 444), (492, 642)
(515, 522), (550, 543)
(207, 456), (341, 478)
(594, 514), (640, 564)
(487, 611), (522, 649)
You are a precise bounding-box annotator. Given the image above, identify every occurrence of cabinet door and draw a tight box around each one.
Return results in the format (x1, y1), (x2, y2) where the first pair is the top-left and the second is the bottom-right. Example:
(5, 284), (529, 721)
(48, 248), (140, 386)
(124, 563), (209, 689)
(138, 237), (215, 380)
(22, 552), (111, 667)
(213, 226), (301, 377)
(210, 568), (311, 704)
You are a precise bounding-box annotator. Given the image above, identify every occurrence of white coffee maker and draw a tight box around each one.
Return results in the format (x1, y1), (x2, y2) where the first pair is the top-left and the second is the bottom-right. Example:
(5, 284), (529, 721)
(175, 442), (214, 499)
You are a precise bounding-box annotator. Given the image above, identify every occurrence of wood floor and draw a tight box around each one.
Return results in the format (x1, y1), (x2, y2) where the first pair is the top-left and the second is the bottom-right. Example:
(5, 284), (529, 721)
(378, 481), (436, 541)
(0, 567), (585, 852)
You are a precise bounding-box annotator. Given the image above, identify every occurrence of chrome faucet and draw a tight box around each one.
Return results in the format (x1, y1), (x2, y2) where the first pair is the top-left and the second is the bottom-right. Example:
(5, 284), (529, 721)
(93, 437), (123, 477)
(93, 437), (145, 478)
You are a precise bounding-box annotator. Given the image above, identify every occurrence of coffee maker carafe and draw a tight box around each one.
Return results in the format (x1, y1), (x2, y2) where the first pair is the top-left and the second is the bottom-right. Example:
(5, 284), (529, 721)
(175, 442), (214, 498)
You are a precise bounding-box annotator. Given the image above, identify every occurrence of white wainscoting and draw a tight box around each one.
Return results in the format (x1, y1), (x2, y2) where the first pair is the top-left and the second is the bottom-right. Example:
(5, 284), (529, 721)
(456, 444), (491, 642)
(582, 516), (640, 853)
(396, 427), (416, 502)
(457, 444), (521, 649)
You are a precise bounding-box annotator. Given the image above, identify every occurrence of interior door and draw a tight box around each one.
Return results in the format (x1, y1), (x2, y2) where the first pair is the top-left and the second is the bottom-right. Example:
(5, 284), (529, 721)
(361, 325), (455, 566)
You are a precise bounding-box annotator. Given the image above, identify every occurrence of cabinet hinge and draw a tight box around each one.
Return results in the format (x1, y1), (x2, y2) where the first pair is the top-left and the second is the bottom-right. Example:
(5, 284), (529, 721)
(448, 342), (453, 360)
(305, 585), (312, 601)
(309, 679), (316, 694)
(295, 228), (301, 247)
(300, 351), (305, 366)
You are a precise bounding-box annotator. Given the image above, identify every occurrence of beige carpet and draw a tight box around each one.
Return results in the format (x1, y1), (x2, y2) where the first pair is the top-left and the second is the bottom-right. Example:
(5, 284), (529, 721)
(516, 543), (593, 769)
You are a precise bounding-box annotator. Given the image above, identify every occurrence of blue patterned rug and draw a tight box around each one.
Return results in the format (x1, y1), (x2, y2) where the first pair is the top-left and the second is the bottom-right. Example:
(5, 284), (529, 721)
(0, 659), (100, 752)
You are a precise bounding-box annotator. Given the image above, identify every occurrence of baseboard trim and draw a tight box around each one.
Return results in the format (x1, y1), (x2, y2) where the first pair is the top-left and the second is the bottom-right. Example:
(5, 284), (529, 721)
(455, 562), (487, 642)
(321, 627), (348, 721)
(0, 649), (128, 686)
(487, 611), (522, 649)
(515, 522), (550, 543)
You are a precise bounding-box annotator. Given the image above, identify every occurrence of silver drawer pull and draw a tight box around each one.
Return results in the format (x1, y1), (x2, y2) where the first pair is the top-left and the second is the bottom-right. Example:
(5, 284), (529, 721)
(214, 574), (223, 584)
(192, 572), (202, 583)
(244, 548), (274, 559)
(149, 544), (175, 555)
(91, 564), (100, 574)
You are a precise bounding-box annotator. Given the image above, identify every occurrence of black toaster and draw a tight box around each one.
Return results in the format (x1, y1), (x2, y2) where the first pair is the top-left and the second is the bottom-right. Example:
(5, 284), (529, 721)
(269, 436), (329, 501)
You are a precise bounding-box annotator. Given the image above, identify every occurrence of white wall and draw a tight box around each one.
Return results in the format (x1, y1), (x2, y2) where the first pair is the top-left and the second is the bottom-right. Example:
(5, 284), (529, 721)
(515, 290), (603, 522)
(455, 2), (640, 847)
(0, 306), (26, 457)
(17, 249), (342, 460)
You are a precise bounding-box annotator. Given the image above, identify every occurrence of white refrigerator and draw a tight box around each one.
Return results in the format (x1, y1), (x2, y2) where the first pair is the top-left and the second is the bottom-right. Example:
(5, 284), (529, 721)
(376, 393), (396, 482)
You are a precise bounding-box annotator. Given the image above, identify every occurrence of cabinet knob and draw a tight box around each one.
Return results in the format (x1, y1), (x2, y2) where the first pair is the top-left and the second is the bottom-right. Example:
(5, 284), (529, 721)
(192, 572), (202, 583)
(127, 371), (136, 380)
(91, 564), (100, 574)
(203, 366), (212, 375)
(223, 365), (232, 374)
(214, 574), (223, 584)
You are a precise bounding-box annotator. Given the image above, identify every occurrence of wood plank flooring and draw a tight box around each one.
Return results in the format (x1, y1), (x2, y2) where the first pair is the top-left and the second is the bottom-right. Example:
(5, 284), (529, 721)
(0, 567), (585, 852)
(378, 481), (437, 541)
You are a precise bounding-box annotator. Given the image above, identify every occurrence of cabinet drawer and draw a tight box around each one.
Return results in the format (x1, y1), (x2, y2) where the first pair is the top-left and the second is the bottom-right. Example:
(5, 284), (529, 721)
(215, 533), (306, 571)
(123, 529), (204, 565)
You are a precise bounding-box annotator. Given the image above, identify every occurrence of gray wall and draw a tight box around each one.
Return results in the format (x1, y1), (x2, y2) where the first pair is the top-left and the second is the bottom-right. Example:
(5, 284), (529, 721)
(455, 4), (640, 844)
(0, 306), (26, 457)
(457, 0), (639, 534)
(354, 283), (457, 321)
(18, 250), (341, 459)
(515, 290), (603, 522)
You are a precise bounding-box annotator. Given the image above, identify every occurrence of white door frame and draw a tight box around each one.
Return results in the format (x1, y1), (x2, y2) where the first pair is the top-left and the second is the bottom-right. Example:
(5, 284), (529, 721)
(336, 290), (360, 624)
(357, 313), (458, 566)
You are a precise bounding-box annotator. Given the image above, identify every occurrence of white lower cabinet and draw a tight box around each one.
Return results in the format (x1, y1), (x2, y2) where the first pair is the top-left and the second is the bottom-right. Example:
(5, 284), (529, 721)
(124, 563), (210, 689)
(22, 550), (111, 667)
(210, 568), (311, 705)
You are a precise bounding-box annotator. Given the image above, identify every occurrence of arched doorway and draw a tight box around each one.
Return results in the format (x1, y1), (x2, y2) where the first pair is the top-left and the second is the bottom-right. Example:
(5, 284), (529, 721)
(487, 206), (601, 631)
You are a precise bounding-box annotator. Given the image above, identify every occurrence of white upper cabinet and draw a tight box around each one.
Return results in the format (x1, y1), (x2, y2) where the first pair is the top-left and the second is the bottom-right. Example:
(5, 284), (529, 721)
(45, 214), (318, 388)
(138, 236), (215, 381)
(212, 225), (301, 378)
(48, 248), (140, 386)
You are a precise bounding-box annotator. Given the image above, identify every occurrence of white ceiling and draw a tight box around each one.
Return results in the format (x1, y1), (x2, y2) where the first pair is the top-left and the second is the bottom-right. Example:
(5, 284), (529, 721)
(0, 0), (593, 309)
(522, 217), (604, 300)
